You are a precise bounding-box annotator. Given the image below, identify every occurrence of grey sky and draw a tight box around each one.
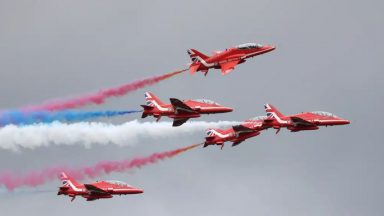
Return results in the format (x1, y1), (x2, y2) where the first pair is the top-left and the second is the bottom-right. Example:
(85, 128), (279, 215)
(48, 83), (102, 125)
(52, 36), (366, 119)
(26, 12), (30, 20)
(0, 0), (383, 215)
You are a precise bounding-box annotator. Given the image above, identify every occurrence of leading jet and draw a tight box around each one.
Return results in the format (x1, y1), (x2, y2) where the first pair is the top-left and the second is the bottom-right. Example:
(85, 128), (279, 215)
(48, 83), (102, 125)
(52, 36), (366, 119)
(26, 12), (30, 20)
(264, 103), (350, 133)
(187, 42), (275, 76)
(141, 92), (233, 126)
(57, 172), (143, 202)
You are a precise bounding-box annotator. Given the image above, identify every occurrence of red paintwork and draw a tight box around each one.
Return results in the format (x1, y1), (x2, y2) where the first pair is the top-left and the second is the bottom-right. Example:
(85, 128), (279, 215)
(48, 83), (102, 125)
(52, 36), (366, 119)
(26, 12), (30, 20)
(204, 116), (269, 149)
(264, 104), (350, 133)
(203, 103), (350, 149)
(57, 172), (143, 202)
(141, 92), (233, 126)
(187, 43), (275, 76)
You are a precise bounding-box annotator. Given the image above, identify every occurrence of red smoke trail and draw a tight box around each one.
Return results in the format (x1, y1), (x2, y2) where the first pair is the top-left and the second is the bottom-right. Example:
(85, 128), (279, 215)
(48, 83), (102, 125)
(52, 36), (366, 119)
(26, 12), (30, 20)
(0, 143), (201, 190)
(22, 69), (186, 112)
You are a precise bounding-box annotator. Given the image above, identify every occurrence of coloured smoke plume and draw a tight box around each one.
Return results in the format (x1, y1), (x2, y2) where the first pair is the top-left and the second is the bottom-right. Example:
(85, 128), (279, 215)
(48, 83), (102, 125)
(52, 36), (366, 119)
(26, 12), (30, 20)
(21, 69), (185, 112)
(0, 143), (201, 190)
(0, 120), (239, 151)
(0, 110), (140, 126)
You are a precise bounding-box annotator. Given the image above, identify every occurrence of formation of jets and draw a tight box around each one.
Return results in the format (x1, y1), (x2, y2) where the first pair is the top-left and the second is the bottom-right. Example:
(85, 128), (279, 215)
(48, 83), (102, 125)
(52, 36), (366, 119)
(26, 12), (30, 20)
(204, 103), (350, 149)
(55, 42), (350, 201)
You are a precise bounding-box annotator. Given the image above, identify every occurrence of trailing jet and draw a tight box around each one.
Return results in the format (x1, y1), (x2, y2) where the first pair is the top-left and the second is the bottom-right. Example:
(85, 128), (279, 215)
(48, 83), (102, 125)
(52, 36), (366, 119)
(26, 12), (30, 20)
(204, 116), (270, 149)
(187, 43), (275, 76)
(57, 172), (143, 202)
(141, 92), (233, 126)
(264, 103), (350, 133)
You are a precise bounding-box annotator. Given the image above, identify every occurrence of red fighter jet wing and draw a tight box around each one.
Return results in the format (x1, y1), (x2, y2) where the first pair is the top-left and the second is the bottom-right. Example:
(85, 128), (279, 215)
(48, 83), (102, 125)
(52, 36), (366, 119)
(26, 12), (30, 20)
(232, 125), (254, 135)
(172, 118), (190, 127)
(169, 98), (198, 126)
(84, 184), (110, 196)
(169, 98), (197, 114)
(290, 116), (315, 127)
(231, 125), (255, 146)
(220, 60), (242, 75)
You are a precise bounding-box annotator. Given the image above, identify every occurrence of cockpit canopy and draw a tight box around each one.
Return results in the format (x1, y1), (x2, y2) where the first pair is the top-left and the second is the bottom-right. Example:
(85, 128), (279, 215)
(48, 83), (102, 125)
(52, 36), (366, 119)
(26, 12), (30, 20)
(194, 99), (220, 105)
(248, 115), (268, 121)
(310, 111), (338, 117)
(105, 180), (131, 187)
(237, 43), (263, 50)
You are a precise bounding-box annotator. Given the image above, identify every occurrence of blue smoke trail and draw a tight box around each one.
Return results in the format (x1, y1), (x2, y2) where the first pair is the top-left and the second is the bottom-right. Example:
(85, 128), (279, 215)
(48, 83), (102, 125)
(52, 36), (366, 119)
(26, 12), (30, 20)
(0, 110), (141, 126)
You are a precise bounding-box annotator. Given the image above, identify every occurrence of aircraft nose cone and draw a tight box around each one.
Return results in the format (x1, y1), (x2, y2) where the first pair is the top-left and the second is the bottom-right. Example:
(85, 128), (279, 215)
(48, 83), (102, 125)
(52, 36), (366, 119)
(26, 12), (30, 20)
(225, 107), (234, 112)
(343, 120), (351, 125)
(135, 189), (144, 194)
(266, 45), (276, 51)
(336, 119), (350, 125)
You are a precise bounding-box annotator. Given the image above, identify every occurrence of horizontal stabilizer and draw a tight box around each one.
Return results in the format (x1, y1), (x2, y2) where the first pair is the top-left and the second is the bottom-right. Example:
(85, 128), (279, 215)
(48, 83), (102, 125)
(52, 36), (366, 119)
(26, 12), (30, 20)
(205, 136), (215, 141)
(58, 186), (69, 191)
(141, 105), (154, 110)
(141, 112), (148, 119)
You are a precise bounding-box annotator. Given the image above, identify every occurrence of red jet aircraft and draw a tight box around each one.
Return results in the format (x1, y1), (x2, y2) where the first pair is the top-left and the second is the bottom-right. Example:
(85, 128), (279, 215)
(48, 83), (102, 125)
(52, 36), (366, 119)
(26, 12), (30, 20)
(204, 116), (269, 149)
(187, 43), (275, 76)
(57, 172), (143, 202)
(141, 92), (233, 126)
(264, 103), (350, 133)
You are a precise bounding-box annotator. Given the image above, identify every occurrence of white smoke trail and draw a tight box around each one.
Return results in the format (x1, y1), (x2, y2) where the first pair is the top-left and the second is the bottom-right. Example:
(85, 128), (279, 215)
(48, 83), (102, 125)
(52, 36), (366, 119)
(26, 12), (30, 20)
(0, 120), (239, 151)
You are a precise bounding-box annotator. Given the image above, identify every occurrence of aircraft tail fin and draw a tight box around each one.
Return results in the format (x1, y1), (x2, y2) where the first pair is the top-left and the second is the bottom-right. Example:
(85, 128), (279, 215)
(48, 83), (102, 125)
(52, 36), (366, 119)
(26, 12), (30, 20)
(205, 128), (224, 137)
(187, 49), (209, 63)
(264, 103), (285, 119)
(144, 92), (164, 108)
(59, 172), (81, 189)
